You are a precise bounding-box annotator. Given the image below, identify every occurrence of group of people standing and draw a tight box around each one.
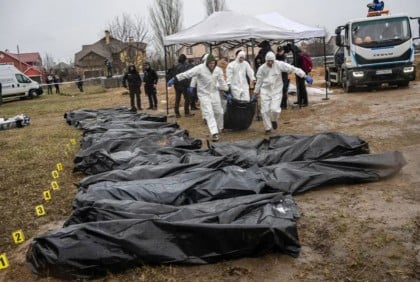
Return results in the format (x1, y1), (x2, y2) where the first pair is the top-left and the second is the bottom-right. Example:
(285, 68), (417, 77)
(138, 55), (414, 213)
(45, 73), (61, 94)
(122, 42), (313, 141)
(122, 61), (159, 112)
(167, 42), (313, 141)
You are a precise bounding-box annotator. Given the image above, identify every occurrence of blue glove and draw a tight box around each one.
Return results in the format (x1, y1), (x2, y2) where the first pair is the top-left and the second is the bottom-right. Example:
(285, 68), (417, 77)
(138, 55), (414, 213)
(167, 78), (175, 87)
(224, 92), (233, 104)
(187, 87), (194, 95)
(251, 93), (258, 102)
(305, 76), (313, 85)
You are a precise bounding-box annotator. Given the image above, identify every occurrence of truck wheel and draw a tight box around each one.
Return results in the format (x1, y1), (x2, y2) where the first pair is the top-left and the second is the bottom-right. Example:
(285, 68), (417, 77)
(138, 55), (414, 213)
(342, 79), (354, 93)
(398, 81), (409, 87)
(28, 89), (37, 99)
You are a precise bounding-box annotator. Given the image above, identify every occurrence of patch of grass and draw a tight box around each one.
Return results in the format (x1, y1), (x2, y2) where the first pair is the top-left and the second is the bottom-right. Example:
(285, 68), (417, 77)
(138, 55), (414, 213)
(372, 232), (395, 248)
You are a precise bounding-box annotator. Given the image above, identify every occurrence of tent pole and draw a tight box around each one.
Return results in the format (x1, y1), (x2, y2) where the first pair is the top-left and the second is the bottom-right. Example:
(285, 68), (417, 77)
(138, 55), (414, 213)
(251, 38), (261, 121)
(164, 46), (169, 115)
(251, 39), (256, 71)
(322, 36), (329, 100)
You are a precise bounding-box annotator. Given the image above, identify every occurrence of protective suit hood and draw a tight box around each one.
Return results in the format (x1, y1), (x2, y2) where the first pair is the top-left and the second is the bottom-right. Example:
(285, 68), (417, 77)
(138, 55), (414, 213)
(201, 54), (209, 63)
(235, 51), (246, 63)
(265, 51), (275, 62)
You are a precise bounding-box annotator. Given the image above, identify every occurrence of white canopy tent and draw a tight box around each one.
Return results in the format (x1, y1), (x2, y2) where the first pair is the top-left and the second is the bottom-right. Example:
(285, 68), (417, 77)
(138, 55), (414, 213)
(163, 11), (296, 46)
(255, 12), (326, 39)
(162, 11), (329, 114)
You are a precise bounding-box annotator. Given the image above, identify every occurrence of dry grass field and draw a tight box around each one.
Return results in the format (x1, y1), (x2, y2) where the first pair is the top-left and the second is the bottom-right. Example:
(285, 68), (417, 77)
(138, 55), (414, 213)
(0, 62), (419, 281)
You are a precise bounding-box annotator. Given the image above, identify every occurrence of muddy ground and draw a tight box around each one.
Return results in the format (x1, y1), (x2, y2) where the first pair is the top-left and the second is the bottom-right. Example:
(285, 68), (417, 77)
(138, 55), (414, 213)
(1, 69), (419, 281)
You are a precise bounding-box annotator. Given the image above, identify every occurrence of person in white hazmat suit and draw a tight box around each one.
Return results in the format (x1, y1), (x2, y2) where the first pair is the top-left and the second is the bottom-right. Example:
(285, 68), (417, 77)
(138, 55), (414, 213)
(254, 51), (313, 134)
(168, 54), (228, 142)
(226, 50), (256, 102)
(190, 54), (209, 121)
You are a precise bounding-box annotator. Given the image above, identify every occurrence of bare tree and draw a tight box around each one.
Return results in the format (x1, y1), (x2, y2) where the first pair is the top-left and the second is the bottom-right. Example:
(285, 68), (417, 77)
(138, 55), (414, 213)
(204, 0), (227, 58)
(107, 13), (149, 43)
(42, 53), (55, 71)
(204, 0), (227, 16)
(148, 0), (183, 66)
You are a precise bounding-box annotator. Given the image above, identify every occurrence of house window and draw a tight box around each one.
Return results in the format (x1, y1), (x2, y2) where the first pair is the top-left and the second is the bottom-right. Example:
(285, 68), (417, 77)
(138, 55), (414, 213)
(186, 47), (193, 55)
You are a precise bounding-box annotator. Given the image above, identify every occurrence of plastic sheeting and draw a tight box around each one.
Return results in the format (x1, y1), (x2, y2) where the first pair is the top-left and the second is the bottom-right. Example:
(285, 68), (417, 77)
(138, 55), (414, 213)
(72, 152), (405, 209)
(209, 132), (370, 167)
(28, 193), (299, 279)
(74, 129), (202, 174)
(64, 107), (167, 128)
(224, 99), (256, 130)
(26, 108), (407, 279)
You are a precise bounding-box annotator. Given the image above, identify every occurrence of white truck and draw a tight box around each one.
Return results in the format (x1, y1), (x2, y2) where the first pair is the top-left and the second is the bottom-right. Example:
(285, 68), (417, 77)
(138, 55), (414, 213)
(327, 13), (419, 92)
(0, 64), (43, 103)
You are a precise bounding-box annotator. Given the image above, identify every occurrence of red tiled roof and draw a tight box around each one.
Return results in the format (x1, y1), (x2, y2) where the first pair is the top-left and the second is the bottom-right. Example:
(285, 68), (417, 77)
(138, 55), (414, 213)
(7, 52), (41, 63)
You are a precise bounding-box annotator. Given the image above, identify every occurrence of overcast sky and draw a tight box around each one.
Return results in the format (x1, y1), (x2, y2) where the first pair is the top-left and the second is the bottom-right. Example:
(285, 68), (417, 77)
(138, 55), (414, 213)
(0, 0), (419, 63)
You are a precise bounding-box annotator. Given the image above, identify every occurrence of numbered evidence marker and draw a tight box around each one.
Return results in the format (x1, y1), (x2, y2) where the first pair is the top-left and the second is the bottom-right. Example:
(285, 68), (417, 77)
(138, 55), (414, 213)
(12, 230), (25, 244)
(51, 181), (60, 191)
(43, 190), (52, 202)
(51, 170), (59, 179)
(0, 253), (9, 270)
(56, 162), (63, 171)
(35, 204), (46, 217)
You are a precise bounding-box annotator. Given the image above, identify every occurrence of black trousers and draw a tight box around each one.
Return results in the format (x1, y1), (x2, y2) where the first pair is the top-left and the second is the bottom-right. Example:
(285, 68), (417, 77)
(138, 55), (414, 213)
(190, 88), (198, 108)
(129, 91), (141, 109)
(296, 76), (308, 106)
(174, 87), (190, 115)
(281, 78), (289, 109)
(145, 85), (157, 108)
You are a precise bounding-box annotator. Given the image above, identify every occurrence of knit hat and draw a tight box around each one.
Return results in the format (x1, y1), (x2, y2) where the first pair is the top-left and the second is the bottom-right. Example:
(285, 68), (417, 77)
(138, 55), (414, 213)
(265, 51), (275, 62)
(206, 53), (216, 64)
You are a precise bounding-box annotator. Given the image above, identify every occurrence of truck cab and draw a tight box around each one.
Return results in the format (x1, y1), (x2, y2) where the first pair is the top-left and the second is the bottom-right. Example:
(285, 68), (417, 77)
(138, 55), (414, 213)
(327, 14), (419, 92)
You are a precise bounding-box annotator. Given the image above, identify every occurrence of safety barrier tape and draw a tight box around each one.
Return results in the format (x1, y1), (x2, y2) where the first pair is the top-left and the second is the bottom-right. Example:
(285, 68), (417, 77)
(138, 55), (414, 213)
(38, 76), (117, 87)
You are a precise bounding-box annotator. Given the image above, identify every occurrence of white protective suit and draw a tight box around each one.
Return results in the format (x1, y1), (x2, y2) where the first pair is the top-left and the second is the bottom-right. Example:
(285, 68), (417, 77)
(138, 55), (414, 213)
(177, 58), (228, 136)
(254, 51), (306, 131)
(190, 54), (208, 89)
(190, 54), (208, 120)
(226, 51), (256, 102)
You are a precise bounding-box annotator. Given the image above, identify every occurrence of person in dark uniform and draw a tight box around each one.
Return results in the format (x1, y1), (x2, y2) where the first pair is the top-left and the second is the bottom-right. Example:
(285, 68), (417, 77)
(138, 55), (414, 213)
(276, 46), (290, 109)
(284, 43), (309, 107)
(53, 74), (61, 94)
(46, 73), (54, 94)
(76, 75), (84, 92)
(143, 61), (158, 110)
(105, 59), (113, 78)
(122, 64), (142, 112)
(169, 54), (194, 118)
(255, 40), (273, 65)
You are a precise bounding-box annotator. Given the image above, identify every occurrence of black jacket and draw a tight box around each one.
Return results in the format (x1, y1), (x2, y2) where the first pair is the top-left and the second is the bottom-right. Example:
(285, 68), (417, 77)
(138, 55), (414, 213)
(122, 70), (142, 92)
(143, 68), (158, 85)
(171, 62), (192, 91)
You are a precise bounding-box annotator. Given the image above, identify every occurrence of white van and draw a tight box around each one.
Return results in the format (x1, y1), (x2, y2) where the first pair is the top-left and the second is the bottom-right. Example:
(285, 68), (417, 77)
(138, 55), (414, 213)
(0, 64), (43, 101)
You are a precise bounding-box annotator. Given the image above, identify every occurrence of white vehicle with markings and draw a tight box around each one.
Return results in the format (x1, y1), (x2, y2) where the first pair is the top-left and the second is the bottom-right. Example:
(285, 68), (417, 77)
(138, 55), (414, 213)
(0, 64), (43, 101)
